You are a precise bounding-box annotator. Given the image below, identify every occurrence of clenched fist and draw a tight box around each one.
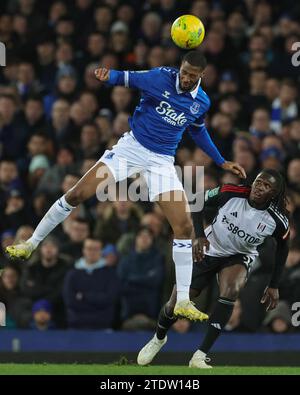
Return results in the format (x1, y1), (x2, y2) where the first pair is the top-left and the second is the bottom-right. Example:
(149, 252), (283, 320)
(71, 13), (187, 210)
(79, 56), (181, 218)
(95, 67), (110, 82)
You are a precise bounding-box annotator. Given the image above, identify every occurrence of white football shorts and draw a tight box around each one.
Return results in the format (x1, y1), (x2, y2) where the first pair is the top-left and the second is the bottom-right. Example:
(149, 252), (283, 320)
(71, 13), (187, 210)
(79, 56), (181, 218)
(98, 131), (184, 201)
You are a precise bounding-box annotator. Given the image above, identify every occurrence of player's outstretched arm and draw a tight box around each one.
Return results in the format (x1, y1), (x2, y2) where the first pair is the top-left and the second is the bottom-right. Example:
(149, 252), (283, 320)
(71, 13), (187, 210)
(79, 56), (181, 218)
(95, 67), (159, 90)
(189, 124), (246, 179)
(261, 226), (289, 311)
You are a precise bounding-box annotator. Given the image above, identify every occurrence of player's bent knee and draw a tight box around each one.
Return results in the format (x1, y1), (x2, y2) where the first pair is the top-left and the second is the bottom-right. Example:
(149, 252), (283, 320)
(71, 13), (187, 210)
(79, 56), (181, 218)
(65, 187), (86, 207)
(173, 221), (193, 239)
(220, 284), (241, 300)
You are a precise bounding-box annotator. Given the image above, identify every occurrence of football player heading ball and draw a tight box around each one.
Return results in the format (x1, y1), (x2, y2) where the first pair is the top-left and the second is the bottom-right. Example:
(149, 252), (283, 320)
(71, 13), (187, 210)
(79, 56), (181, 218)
(7, 50), (245, 323)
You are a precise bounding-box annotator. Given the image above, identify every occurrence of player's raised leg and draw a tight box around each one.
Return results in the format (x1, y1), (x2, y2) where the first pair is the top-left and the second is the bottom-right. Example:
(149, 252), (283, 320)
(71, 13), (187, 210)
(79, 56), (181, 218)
(6, 162), (115, 259)
(189, 264), (247, 368)
(157, 191), (208, 322)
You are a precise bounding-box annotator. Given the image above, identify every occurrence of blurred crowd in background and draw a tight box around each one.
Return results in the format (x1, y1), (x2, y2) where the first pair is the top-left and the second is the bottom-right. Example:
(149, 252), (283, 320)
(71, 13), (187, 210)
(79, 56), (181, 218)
(0, 0), (300, 334)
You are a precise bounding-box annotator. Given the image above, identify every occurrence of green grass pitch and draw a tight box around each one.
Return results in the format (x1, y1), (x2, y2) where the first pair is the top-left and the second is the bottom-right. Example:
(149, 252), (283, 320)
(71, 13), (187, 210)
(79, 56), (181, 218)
(0, 364), (299, 375)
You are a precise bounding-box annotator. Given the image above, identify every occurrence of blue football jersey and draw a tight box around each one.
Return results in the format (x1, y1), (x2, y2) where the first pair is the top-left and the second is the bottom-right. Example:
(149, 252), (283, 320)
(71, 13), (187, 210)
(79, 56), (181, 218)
(107, 67), (211, 156)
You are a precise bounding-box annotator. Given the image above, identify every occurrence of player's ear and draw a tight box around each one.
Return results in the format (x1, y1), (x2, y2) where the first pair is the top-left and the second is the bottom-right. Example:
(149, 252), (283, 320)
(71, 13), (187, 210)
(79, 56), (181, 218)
(270, 188), (278, 200)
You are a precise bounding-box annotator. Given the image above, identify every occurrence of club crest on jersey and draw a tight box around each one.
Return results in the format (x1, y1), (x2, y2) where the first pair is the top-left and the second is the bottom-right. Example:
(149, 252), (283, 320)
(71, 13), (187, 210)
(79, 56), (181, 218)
(190, 102), (200, 115)
(257, 223), (266, 232)
(105, 152), (115, 159)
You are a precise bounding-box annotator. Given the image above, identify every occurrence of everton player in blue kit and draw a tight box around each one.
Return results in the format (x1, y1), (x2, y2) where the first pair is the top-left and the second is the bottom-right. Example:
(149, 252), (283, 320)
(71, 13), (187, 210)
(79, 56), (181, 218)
(6, 51), (246, 322)
(138, 169), (290, 368)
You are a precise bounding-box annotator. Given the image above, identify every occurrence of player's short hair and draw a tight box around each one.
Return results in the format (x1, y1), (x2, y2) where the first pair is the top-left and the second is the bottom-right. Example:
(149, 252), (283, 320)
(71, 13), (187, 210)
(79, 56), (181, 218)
(182, 51), (207, 70)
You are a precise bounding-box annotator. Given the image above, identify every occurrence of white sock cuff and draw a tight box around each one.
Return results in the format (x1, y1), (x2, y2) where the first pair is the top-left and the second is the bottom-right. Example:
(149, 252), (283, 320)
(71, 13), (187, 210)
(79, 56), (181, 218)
(56, 195), (75, 213)
(173, 239), (192, 253)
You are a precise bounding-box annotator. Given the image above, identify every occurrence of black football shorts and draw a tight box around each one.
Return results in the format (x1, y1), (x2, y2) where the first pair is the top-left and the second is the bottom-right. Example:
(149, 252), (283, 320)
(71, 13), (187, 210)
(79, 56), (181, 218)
(190, 254), (253, 291)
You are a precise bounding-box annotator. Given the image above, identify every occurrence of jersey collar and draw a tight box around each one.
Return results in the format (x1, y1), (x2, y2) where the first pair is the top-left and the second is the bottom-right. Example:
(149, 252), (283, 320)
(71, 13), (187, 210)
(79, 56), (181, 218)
(176, 73), (201, 99)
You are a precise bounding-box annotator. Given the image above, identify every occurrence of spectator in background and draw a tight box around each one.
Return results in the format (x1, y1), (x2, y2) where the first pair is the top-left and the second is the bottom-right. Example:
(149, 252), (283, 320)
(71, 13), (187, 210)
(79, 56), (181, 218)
(224, 299), (249, 332)
(31, 191), (52, 228)
(17, 132), (50, 177)
(0, 159), (23, 211)
(14, 62), (42, 101)
(265, 78), (280, 105)
(37, 145), (76, 199)
(14, 225), (34, 245)
(83, 62), (103, 93)
(22, 95), (47, 135)
(111, 86), (133, 115)
(287, 158), (300, 205)
(116, 3), (135, 27)
(220, 171), (240, 186)
(285, 119), (300, 159)
(218, 71), (239, 96)
(55, 41), (74, 71)
(118, 227), (165, 329)
(233, 149), (258, 183)
(0, 94), (28, 160)
(93, 5), (114, 34)
(63, 238), (120, 329)
(60, 218), (90, 260)
(47, 99), (73, 146)
(1, 230), (16, 258)
(109, 21), (131, 63)
(30, 299), (55, 330)
(35, 37), (57, 92)
(278, 239), (300, 309)
(42, 0), (57, 24)
(94, 199), (142, 245)
(44, 66), (78, 119)
(86, 32), (106, 63)
(20, 236), (70, 328)
(262, 301), (292, 333)
(70, 101), (90, 133)
(140, 12), (162, 46)
(28, 154), (51, 190)
(210, 112), (235, 160)
(0, 189), (30, 233)
(249, 108), (273, 154)
(147, 46), (166, 68)
(55, 16), (76, 45)
(78, 92), (99, 120)
(77, 122), (105, 160)
(271, 80), (298, 134)
(0, 263), (32, 328)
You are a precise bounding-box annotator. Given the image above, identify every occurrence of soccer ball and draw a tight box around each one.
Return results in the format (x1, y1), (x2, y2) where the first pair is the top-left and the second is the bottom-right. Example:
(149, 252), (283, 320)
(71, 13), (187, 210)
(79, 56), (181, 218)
(171, 15), (205, 49)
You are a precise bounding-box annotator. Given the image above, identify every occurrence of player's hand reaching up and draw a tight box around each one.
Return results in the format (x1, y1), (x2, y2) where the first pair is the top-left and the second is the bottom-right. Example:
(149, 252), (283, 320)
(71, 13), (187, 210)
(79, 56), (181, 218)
(261, 287), (279, 311)
(193, 237), (210, 262)
(221, 161), (246, 179)
(95, 67), (110, 82)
